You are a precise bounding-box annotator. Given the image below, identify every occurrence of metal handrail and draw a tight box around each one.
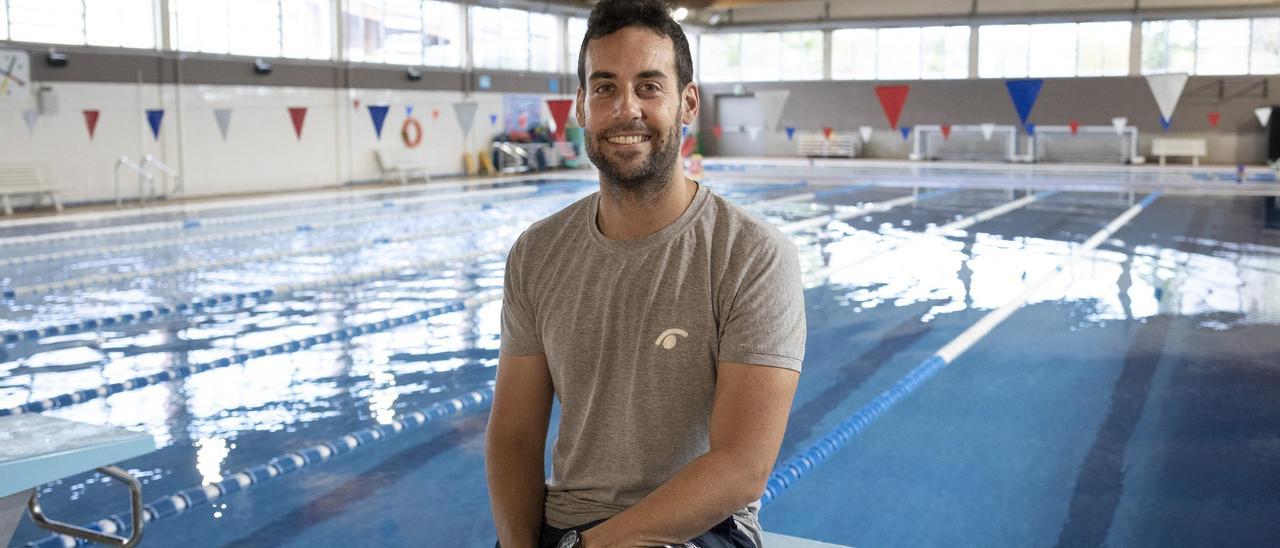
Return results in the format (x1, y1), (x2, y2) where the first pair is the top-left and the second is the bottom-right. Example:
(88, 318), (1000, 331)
(492, 142), (531, 174)
(140, 154), (183, 197)
(113, 156), (155, 208)
(27, 465), (145, 547)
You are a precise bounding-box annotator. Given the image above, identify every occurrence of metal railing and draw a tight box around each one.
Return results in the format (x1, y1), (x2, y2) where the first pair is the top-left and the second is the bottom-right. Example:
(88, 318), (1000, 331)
(113, 156), (155, 208)
(492, 142), (532, 174)
(140, 154), (183, 197)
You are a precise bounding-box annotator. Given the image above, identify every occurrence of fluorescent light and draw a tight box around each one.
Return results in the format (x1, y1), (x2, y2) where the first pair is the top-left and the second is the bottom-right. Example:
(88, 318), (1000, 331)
(672, 7), (688, 21)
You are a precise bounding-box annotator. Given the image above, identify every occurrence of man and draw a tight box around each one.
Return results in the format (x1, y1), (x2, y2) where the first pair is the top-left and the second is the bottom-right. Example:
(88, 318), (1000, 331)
(485, 1), (806, 547)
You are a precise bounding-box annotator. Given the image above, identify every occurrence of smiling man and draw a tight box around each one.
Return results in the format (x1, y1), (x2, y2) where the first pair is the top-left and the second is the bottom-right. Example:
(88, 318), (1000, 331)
(485, 1), (806, 547)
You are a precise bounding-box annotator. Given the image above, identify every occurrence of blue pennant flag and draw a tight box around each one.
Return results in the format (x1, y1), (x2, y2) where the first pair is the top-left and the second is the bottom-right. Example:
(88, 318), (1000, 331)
(405, 105), (414, 117)
(145, 109), (164, 139)
(1004, 79), (1044, 129)
(368, 105), (390, 139)
(1160, 116), (1172, 131)
(1026, 123), (1036, 137)
(489, 114), (498, 126)
(681, 125), (689, 138)
(900, 126), (911, 141)
(785, 127), (795, 141)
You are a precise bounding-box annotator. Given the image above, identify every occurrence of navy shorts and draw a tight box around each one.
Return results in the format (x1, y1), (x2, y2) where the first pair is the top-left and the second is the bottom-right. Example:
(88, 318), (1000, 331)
(496, 516), (756, 548)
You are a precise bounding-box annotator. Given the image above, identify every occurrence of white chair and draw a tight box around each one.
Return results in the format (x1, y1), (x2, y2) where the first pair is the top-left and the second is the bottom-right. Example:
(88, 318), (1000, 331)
(0, 162), (63, 215)
(375, 149), (431, 185)
(1151, 137), (1208, 166)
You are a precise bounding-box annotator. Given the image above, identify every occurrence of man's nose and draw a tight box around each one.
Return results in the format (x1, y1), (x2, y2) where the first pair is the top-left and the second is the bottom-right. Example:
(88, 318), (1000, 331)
(614, 89), (642, 121)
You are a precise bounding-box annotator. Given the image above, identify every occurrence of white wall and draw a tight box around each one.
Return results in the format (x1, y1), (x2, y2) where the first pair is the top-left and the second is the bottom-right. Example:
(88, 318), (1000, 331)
(0, 81), (567, 205)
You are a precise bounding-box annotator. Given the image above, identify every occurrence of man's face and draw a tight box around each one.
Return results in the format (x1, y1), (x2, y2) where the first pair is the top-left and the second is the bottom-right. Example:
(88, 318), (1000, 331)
(577, 26), (697, 195)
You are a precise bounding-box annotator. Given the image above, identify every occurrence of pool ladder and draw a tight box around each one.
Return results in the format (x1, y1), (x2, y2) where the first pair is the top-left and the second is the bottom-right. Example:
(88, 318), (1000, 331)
(114, 155), (184, 208)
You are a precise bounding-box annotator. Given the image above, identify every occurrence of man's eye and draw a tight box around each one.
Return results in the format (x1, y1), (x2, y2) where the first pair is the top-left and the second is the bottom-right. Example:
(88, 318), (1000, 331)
(594, 84), (613, 94)
(640, 83), (660, 93)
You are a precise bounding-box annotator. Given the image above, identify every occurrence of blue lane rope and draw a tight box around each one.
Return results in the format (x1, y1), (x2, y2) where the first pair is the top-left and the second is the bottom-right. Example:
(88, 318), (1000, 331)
(0, 295), (495, 417)
(24, 386), (496, 548)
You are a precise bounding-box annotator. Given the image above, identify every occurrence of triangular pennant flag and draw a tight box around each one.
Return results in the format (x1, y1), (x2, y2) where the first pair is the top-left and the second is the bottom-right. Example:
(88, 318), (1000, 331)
(680, 133), (696, 157)
(213, 108), (233, 141)
(546, 99), (573, 141)
(405, 105), (414, 117)
(900, 126), (911, 141)
(980, 123), (995, 141)
(875, 85), (910, 129)
(1207, 112), (1220, 128)
(682, 125), (689, 138)
(1256, 107), (1273, 127)
(353, 99), (361, 109)
(859, 126), (873, 143)
(1144, 73), (1188, 132)
(146, 109), (164, 140)
(288, 107), (308, 140)
(1068, 120), (1080, 135)
(1026, 123), (1036, 137)
(432, 109), (440, 121)
(822, 127), (833, 140)
(489, 113), (498, 126)
(1111, 117), (1127, 136)
(1005, 79), (1044, 129)
(785, 127), (795, 141)
(746, 126), (762, 141)
(754, 89), (790, 132)
(712, 125), (723, 139)
(22, 109), (37, 135)
(940, 124), (952, 139)
(83, 110), (100, 140)
(368, 105), (390, 139)
(453, 102), (478, 139)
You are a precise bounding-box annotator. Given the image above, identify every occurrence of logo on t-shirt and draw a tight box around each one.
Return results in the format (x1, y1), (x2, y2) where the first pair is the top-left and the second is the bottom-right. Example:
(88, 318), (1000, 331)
(654, 328), (689, 350)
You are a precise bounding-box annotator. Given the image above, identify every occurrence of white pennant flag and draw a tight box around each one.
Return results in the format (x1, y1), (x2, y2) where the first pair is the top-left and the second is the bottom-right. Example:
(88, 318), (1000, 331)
(858, 126), (873, 143)
(754, 89), (790, 132)
(1144, 73), (1189, 129)
(453, 102), (479, 139)
(1256, 107), (1273, 127)
(1111, 117), (1128, 136)
(213, 108), (233, 141)
(22, 109), (38, 135)
(980, 123), (995, 142)
(745, 126), (761, 141)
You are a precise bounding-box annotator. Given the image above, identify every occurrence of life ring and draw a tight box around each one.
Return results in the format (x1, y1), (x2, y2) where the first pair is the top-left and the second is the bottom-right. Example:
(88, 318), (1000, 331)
(401, 117), (423, 148)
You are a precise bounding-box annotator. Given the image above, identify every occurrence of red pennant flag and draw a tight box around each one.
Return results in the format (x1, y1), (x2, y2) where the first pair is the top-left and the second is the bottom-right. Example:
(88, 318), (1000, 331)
(1207, 112), (1220, 128)
(546, 99), (573, 141)
(874, 85), (910, 130)
(822, 127), (834, 140)
(432, 109), (440, 121)
(352, 99), (361, 110)
(712, 125), (723, 139)
(940, 124), (952, 139)
(288, 107), (308, 140)
(82, 110), (101, 140)
(1068, 120), (1080, 135)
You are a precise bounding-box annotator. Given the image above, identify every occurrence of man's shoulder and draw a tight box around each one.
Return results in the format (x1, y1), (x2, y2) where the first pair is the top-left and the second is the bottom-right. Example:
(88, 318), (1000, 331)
(703, 190), (796, 257)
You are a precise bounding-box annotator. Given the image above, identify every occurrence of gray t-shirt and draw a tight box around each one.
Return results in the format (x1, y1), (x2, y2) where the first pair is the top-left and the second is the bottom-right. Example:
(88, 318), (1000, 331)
(500, 182), (806, 546)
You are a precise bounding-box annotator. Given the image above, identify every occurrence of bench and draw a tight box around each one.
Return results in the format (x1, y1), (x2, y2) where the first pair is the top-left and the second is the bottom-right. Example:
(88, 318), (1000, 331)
(1151, 137), (1207, 166)
(374, 149), (431, 185)
(0, 162), (63, 216)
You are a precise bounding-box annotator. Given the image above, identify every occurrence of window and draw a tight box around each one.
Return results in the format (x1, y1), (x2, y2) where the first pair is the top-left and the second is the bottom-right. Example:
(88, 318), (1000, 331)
(0, 3), (7, 40)
(1195, 19), (1249, 75)
(831, 29), (876, 79)
(281, 0), (333, 60)
(381, 0), (424, 65)
(699, 33), (740, 82)
(779, 31), (823, 80)
(835, 26), (967, 80)
(172, 0), (282, 58)
(567, 17), (588, 76)
(1077, 22), (1130, 76)
(1141, 20), (1195, 74)
(983, 22), (1129, 78)
(470, 6), (561, 72)
(1253, 19), (1280, 75)
(422, 1), (463, 68)
(86, 0), (156, 49)
(742, 33), (782, 81)
(7, 0), (84, 45)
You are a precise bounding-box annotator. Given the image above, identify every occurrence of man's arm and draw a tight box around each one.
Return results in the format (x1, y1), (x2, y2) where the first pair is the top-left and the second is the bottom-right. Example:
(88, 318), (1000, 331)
(582, 361), (799, 547)
(487, 351), (555, 548)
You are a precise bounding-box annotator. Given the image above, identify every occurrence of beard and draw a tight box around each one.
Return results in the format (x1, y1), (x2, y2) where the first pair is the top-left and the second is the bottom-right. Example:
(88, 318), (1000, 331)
(584, 119), (682, 203)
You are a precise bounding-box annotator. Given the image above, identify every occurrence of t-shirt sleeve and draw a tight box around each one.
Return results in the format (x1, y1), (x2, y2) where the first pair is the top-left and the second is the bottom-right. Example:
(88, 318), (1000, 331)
(718, 232), (806, 371)
(500, 231), (544, 356)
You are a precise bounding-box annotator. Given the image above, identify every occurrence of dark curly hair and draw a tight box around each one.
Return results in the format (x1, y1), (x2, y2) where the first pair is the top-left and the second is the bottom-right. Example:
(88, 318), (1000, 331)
(576, 0), (694, 92)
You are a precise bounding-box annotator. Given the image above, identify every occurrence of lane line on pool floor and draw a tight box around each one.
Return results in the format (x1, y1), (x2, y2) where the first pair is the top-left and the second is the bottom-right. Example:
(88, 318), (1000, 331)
(779, 189), (957, 234)
(761, 191), (1162, 505)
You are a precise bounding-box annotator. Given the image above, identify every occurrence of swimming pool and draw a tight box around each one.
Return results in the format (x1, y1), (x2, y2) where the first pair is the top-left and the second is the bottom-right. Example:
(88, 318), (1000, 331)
(4, 164), (1279, 547)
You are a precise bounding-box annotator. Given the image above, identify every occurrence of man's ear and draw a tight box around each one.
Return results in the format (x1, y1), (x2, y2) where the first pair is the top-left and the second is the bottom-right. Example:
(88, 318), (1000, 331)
(681, 82), (700, 126)
(575, 86), (586, 127)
